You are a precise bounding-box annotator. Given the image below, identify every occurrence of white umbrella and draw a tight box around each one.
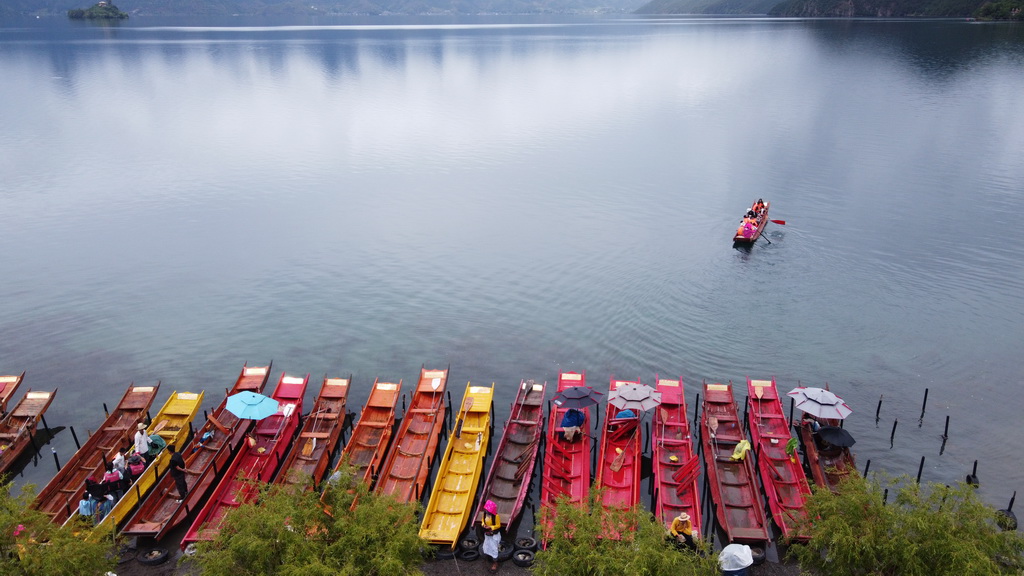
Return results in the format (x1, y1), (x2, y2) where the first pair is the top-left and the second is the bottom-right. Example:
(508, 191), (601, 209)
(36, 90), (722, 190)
(719, 543), (754, 571)
(607, 383), (662, 412)
(787, 386), (852, 420)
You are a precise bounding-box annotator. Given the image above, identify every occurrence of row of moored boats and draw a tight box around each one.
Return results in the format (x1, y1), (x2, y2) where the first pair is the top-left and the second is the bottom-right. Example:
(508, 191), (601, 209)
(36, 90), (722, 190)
(1, 366), (855, 558)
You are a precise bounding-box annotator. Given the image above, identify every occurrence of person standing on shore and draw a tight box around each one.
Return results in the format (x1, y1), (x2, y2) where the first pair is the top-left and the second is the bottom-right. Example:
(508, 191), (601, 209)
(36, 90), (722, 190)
(168, 444), (188, 502)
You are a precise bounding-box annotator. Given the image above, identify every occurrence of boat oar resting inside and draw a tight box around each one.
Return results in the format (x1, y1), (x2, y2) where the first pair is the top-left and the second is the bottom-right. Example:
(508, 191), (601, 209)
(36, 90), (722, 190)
(375, 367), (449, 503)
(472, 380), (545, 536)
(746, 378), (812, 541)
(419, 382), (494, 549)
(122, 363), (271, 542)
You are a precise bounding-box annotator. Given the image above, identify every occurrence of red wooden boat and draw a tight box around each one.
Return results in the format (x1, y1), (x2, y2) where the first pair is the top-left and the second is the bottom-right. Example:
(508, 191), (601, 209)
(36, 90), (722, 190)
(123, 363), (272, 541)
(539, 371), (593, 537)
(0, 372), (25, 416)
(652, 376), (702, 539)
(33, 383), (159, 525)
(795, 384), (857, 493)
(324, 378), (400, 492)
(180, 372), (307, 550)
(746, 378), (812, 541)
(733, 200), (770, 244)
(375, 367), (448, 503)
(472, 379), (546, 530)
(700, 381), (769, 550)
(595, 378), (643, 512)
(275, 376), (350, 490)
(0, 388), (58, 477)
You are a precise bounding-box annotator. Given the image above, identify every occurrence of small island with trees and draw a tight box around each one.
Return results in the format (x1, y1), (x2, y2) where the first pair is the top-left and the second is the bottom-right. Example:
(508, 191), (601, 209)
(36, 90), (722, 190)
(67, 1), (128, 19)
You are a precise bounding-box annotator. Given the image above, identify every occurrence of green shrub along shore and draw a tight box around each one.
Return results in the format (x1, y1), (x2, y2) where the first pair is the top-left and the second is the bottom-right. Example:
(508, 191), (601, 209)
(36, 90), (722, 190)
(2, 466), (1022, 576)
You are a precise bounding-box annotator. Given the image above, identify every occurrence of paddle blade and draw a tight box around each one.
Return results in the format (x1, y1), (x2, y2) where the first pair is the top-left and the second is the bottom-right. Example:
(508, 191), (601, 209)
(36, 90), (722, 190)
(610, 449), (626, 472)
(770, 219), (786, 225)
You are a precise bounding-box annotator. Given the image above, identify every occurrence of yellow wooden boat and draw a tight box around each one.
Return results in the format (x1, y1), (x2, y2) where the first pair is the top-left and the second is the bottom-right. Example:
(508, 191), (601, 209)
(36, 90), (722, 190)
(90, 390), (204, 533)
(418, 382), (493, 548)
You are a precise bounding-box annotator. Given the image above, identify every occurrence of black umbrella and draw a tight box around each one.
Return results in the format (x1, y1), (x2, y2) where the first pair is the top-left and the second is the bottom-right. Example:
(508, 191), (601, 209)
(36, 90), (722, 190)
(817, 426), (856, 448)
(551, 386), (603, 410)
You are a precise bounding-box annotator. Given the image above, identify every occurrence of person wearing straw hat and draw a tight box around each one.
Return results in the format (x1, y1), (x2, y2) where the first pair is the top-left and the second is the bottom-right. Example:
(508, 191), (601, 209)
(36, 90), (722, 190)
(669, 512), (695, 549)
(134, 422), (153, 464)
(480, 499), (502, 573)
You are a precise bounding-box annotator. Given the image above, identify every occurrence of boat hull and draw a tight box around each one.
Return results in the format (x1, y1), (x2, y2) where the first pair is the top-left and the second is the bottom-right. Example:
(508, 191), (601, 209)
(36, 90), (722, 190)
(539, 372), (593, 543)
(472, 380), (545, 531)
(733, 201), (770, 244)
(375, 368), (449, 503)
(747, 378), (812, 541)
(701, 382), (769, 545)
(419, 383), (493, 548)
(275, 376), (350, 490)
(0, 388), (57, 477)
(652, 377), (702, 540)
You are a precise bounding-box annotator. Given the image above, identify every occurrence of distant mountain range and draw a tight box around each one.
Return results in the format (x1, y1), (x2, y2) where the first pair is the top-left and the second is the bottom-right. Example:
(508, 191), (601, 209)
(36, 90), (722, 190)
(1, 0), (1014, 18)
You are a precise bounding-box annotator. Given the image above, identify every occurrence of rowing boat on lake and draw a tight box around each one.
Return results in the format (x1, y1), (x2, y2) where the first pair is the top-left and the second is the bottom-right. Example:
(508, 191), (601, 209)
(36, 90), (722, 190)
(0, 388), (57, 477)
(746, 378), (811, 541)
(275, 376), (350, 490)
(325, 378), (400, 492)
(652, 376), (702, 540)
(472, 379), (545, 532)
(375, 367), (448, 503)
(595, 378), (643, 512)
(733, 200), (770, 244)
(33, 383), (160, 525)
(122, 364), (271, 541)
(419, 382), (493, 549)
(539, 372), (593, 543)
(701, 381), (769, 552)
(180, 373), (307, 550)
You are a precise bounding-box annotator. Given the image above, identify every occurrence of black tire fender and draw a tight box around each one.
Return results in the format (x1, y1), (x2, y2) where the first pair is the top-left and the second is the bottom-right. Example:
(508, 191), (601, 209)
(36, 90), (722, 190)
(512, 549), (535, 568)
(458, 535), (480, 551)
(458, 548), (480, 562)
(137, 547), (169, 566)
(750, 545), (767, 565)
(514, 536), (538, 551)
(435, 546), (456, 560)
(497, 540), (514, 562)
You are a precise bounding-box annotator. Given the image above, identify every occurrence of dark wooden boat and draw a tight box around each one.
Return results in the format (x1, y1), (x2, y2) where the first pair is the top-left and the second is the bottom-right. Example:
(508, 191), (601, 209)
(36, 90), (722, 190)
(701, 381), (769, 549)
(471, 379), (545, 531)
(0, 389), (58, 477)
(122, 363), (271, 541)
(180, 372), (307, 550)
(652, 376), (702, 539)
(275, 376), (350, 490)
(326, 378), (400, 491)
(539, 371), (593, 541)
(375, 367), (448, 503)
(746, 378), (812, 541)
(733, 200), (770, 244)
(32, 383), (159, 525)
(596, 378), (643, 512)
(0, 372), (25, 416)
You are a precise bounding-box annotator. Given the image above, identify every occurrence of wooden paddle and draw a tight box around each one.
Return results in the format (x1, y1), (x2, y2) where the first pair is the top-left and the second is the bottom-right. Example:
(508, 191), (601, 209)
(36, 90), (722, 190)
(708, 414), (719, 459)
(609, 422), (639, 472)
(454, 396), (474, 438)
(150, 419), (169, 435)
(206, 413), (230, 435)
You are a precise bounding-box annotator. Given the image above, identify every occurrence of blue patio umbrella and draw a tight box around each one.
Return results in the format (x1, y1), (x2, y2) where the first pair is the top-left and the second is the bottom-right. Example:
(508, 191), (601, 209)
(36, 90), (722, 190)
(225, 391), (279, 420)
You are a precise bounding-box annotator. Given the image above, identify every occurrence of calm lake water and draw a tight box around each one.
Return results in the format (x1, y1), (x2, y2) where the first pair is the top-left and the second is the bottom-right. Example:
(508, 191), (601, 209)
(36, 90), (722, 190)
(2, 16), (1022, 525)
